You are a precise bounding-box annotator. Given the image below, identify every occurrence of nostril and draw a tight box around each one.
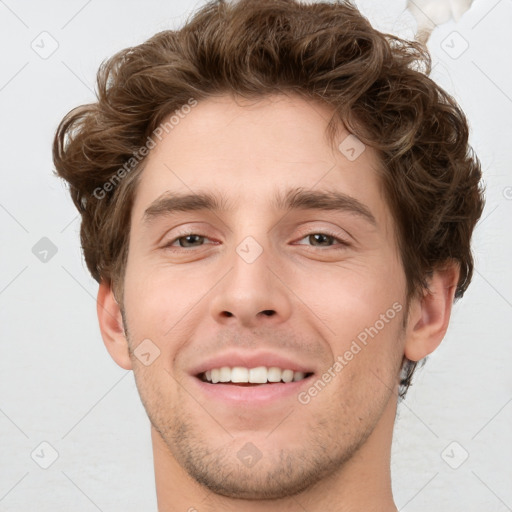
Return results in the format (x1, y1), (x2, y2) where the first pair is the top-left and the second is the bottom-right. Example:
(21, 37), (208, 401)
(220, 310), (275, 318)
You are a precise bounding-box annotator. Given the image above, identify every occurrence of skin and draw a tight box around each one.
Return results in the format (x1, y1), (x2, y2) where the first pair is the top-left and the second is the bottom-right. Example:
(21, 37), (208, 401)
(97, 93), (459, 511)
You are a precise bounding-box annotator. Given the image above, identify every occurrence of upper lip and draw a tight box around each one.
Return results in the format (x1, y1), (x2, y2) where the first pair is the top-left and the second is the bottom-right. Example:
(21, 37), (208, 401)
(189, 350), (316, 377)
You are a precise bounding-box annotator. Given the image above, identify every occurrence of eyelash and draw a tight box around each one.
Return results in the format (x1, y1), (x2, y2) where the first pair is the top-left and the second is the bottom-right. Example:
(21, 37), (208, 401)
(163, 230), (350, 250)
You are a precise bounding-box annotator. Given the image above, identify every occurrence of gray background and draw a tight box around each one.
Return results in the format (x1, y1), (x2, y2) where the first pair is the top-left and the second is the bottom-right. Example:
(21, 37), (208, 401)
(1, 0), (511, 510)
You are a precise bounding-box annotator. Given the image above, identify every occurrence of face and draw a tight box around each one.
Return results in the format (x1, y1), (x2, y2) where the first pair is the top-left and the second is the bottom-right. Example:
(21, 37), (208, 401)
(120, 93), (408, 499)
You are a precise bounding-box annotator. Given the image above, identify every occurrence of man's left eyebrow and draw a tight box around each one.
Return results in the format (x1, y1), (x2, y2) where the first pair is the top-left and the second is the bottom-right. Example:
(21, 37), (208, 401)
(272, 187), (377, 226)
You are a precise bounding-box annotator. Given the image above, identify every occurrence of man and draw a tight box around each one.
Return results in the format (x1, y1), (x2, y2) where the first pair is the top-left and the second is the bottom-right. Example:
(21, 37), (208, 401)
(53, 0), (484, 510)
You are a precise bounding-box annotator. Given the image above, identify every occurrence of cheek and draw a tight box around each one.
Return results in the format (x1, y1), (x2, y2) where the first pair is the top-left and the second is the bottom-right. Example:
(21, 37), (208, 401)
(294, 258), (405, 339)
(123, 260), (211, 341)
(292, 254), (406, 394)
(316, 312), (405, 425)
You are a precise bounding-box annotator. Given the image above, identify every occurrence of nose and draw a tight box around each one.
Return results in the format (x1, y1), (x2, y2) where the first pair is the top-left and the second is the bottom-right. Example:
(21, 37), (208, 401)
(209, 237), (293, 328)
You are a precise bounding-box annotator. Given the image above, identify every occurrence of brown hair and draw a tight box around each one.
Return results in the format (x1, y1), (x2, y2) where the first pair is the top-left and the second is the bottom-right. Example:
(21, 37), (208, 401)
(52, 0), (485, 397)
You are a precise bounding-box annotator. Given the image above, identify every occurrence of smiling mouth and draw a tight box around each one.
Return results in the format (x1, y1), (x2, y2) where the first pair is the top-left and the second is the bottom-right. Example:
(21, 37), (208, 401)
(198, 366), (314, 385)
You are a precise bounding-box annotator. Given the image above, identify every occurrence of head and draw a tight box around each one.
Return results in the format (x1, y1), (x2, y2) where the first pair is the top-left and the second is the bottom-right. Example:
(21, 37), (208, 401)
(53, 0), (484, 501)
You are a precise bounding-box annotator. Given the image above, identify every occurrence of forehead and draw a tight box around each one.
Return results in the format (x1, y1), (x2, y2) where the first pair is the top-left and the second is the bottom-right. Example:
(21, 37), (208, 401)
(131, 93), (389, 229)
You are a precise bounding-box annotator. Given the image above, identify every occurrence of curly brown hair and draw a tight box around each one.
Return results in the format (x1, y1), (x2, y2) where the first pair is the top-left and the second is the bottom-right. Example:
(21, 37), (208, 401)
(52, 0), (485, 398)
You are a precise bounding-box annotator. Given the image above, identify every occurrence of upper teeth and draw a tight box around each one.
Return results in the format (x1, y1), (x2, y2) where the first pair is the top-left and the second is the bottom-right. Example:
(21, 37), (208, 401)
(204, 366), (307, 384)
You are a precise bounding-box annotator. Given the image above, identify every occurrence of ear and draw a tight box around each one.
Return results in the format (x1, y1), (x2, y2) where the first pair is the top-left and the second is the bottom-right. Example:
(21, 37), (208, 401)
(97, 279), (133, 370)
(404, 261), (460, 362)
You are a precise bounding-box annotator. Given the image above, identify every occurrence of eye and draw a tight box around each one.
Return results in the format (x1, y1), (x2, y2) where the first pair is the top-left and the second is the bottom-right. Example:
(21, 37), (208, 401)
(294, 232), (349, 248)
(162, 231), (350, 251)
(165, 233), (211, 248)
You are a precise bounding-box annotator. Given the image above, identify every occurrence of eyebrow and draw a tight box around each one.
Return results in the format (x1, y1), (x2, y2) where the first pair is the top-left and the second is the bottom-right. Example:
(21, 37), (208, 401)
(142, 187), (377, 226)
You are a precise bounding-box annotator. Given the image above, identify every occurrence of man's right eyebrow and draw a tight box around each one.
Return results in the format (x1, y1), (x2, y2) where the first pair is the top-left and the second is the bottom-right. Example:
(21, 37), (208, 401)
(142, 191), (229, 225)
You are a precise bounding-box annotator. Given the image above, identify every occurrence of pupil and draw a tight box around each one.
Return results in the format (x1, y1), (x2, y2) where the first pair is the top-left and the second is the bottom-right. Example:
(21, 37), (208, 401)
(182, 235), (203, 247)
(312, 234), (331, 246)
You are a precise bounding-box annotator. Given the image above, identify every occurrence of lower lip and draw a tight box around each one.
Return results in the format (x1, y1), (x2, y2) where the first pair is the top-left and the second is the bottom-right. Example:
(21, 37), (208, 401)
(191, 375), (314, 405)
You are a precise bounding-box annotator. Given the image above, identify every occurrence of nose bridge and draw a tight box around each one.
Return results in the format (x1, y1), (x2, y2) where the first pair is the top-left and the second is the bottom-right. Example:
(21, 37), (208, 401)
(209, 226), (292, 326)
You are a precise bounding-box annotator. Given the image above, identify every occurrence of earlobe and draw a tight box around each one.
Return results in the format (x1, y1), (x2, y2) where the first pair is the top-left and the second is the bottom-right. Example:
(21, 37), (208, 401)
(404, 262), (460, 362)
(97, 280), (133, 370)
